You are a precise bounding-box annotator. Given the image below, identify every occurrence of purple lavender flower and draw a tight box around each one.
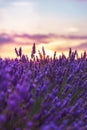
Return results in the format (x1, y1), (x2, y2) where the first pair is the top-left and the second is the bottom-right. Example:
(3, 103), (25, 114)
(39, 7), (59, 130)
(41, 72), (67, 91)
(31, 43), (36, 58)
(0, 45), (87, 129)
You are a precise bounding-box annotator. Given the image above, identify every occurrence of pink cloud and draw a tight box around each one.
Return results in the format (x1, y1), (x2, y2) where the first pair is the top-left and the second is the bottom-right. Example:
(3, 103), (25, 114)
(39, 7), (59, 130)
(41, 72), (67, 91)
(0, 33), (14, 44)
(14, 33), (87, 44)
(54, 42), (87, 52)
(0, 32), (87, 45)
(73, 42), (87, 50)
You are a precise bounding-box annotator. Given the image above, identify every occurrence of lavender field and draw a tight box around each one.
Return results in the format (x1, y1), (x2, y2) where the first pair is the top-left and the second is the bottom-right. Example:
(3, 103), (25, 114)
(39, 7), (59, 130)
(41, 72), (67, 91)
(0, 44), (87, 130)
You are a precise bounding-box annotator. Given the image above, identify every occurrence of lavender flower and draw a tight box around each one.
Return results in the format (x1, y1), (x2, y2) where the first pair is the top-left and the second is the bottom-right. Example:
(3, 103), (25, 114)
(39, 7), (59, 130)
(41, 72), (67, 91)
(0, 44), (87, 129)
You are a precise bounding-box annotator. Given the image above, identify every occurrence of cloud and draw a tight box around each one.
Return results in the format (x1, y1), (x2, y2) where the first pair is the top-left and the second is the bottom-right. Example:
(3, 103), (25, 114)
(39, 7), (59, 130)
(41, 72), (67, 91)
(14, 33), (87, 40)
(0, 33), (14, 44)
(61, 35), (87, 40)
(0, 32), (87, 45)
(0, 0), (39, 33)
(53, 42), (87, 52)
(73, 42), (87, 50)
(12, 1), (32, 6)
(14, 33), (57, 44)
(66, 27), (79, 33)
(0, 32), (87, 58)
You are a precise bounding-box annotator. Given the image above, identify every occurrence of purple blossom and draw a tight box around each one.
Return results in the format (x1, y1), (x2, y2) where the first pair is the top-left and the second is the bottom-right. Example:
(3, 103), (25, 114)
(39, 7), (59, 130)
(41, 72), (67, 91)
(0, 45), (87, 129)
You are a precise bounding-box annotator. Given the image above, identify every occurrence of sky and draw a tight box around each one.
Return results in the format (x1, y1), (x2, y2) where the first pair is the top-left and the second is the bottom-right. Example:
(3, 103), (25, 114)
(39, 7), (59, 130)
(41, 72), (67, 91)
(0, 0), (87, 58)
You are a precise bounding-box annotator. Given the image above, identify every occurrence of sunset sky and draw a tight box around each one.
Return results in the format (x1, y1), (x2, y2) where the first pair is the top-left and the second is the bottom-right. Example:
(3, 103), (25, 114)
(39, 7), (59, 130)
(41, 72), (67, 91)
(0, 0), (87, 58)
